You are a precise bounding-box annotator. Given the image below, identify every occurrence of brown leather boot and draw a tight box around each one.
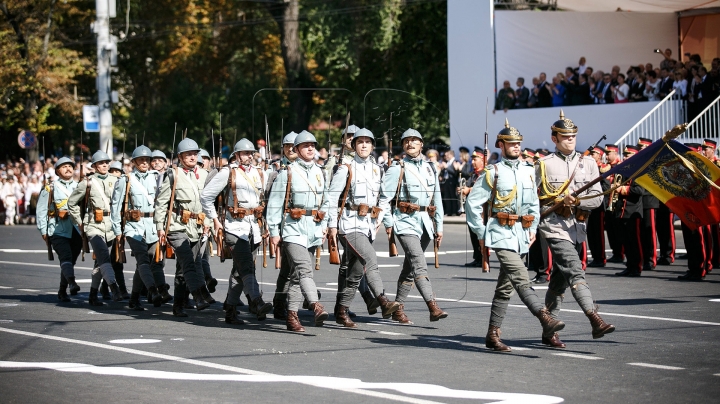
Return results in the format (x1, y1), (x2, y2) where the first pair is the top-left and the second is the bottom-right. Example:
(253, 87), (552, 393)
(536, 308), (565, 336)
(334, 304), (357, 328)
(273, 297), (287, 320)
(586, 309), (615, 339)
(286, 310), (305, 332)
(377, 294), (400, 319)
(309, 302), (328, 326)
(426, 300), (448, 321)
(392, 304), (413, 325)
(361, 291), (380, 315)
(485, 325), (511, 352)
(541, 333), (566, 348)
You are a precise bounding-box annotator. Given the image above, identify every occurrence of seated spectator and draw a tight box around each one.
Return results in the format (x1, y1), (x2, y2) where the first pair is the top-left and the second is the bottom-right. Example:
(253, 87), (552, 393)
(493, 80), (515, 113)
(644, 70), (660, 101)
(612, 73), (630, 103)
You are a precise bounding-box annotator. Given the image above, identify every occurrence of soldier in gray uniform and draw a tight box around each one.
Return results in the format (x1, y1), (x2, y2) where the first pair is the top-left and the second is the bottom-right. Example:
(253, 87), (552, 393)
(67, 150), (123, 305)
(327, 128), (401, 327)
(111, 145), (172, 311)
(536, 111), (615, 346)
(100, 160), (130, 300)
(324, 124), (359, 179)
(36, 157), (82, 301)
(466, 120), (563, 352)
(198, 148), (218, 294)
(201, 138), (273, 325)
(154, 138), (215, 316)
(151, 150), (167, 174)
(378, 129), (448, 324)
(267, 131), (298, 320)
(267, 131), (330, 332)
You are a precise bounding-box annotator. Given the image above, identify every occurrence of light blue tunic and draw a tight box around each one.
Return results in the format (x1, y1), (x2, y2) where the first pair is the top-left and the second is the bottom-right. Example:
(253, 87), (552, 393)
(110, 169), (160, 243)
(36, 179), (79, 238)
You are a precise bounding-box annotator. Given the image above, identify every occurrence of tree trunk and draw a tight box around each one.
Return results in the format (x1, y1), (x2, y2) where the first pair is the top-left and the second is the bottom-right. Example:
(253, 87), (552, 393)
(266, 0), (314, 132)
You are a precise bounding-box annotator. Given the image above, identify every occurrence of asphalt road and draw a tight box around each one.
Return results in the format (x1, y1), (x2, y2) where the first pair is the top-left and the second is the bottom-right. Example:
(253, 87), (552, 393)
(0, 224), (719, 404)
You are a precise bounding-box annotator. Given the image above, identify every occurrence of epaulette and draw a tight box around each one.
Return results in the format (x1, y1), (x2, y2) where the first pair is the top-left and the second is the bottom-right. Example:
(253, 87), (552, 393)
(599, 163), (611, 174)
(538, 154), (555, 162)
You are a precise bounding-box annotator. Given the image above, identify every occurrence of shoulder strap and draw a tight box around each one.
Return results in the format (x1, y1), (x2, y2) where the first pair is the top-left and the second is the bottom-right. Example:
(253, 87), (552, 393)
(163, 168), (180, 234)
(229, 168), (238, 210)
(123, 175), (131, 212)
(428, 162), (438, 208)
(283, 166), (292, 211)
(393, 161), (405, 208)
(337, 164), (352, 218)
(486, 164), (499, 217)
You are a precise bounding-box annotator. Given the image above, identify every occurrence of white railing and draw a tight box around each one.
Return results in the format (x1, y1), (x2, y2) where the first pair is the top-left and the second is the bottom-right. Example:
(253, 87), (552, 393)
(680, 93), (720, 142)
(614, 90), (686, 151)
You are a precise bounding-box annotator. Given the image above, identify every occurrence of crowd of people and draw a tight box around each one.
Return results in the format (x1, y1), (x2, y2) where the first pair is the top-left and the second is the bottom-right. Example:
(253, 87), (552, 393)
(494, 52), (720, 120)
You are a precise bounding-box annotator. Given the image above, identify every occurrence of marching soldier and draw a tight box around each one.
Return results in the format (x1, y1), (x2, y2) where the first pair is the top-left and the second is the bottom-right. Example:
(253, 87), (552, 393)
(537, 111), (615, 346)
(67, 150), (124, 305)
(267, 131), (330, 332)
(613, 145), (646, 277)
(466, 119), (563, 352)
(678, 144), (709, 281)
(604, 144), (624, 263)
(111, 145), (172, 311)
(151, 150), (168, 174)
(197, 148), (218, 295)
(324, 124), (359, 179)
(36, 157), (82, 301)
(326, 128), (401, 327)
(100, 160), (130, 300)
(378, 128), (448, 325)
(587, 146), (609, 267)
(154, 138), (215, 316)
(637, 138), (659, 271)
(458, 148), (486, 267)
(201, 138), (274, 325)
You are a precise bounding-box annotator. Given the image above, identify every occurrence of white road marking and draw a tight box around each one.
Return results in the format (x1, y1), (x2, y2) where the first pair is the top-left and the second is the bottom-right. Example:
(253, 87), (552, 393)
(0, 303), (19, 307)
(507, 347), (532, 351)
(421, 337), (463, 344)
(627, 363), (684, 370)
(75, 279), (93, 283)
(374, 330), (405, 336)
(378, 264), (400, 268)
(325, 283), (338, 286)
(0, 286), (13, 289)
(17, 289), (41, 293)
(108, 339), (162, 344)
(0, 320), (13, 323)
(710, 299), (720, 302)
(0, 249), (49, 253)
(553, 353), (603, 360)
(0, 359), (564, 404)
(532, 286), (549, 290)
(0, 260), (94, 270)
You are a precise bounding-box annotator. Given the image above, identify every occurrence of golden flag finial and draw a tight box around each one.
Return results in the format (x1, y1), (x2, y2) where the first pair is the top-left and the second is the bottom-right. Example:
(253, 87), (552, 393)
(504, 117), (510, 128)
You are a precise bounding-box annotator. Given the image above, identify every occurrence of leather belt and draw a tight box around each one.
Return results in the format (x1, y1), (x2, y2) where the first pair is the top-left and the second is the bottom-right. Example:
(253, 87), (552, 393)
(173, 208), (202, 219)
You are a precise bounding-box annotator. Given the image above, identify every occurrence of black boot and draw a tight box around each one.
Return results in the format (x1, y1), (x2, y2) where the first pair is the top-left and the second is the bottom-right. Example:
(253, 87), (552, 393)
(159, 283), (173, 303)
(173, 284), (188, 317)
(120, 285), (130, 300)
(67, 276), (81, 295)
(88, 288), (104, 306)
(191, 288), (210, 311)
(128, 292), (145, 311)
(57, 288), (71, 303)
(99, 281), (111, 300)
(200, 285), (216, 304)
(273, 297), (287, 320)
(148, 286), (162, 307)
(247, 294), (266, 320)
(252, 296), (273, 320)
(109, 283), (124, 302)
(206, 277), (218, 293)
(225, 305), (245, 325)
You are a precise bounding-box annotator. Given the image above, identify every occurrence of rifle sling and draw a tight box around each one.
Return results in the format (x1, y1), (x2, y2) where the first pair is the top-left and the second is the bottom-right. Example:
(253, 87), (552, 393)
(484, 164), (500, 223)
(163, 168), (180, 235)
(337, 164), (353, 219)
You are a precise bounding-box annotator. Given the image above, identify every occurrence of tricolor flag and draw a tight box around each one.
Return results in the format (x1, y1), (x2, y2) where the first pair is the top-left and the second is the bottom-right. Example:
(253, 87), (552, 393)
(604, 136), (720, 230)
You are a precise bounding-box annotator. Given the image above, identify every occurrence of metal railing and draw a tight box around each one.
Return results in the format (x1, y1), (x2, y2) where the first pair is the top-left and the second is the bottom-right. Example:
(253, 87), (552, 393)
(614, 90), (685, 151)
(680, 93), (720, 141)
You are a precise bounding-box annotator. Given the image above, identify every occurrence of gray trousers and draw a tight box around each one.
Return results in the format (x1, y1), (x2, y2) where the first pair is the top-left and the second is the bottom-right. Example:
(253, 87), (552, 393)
(490, 249), (545, 328)
(50, 230), (82, 281)
(545, 238), (595, 316)
(167, 232), (205, 293)
(274, 242), (292, 304)
(284, 242), (320, 312)
(337, 232), (385, 307)
(126, 238), (164, 293)
(89, 235), (117, 289)
(337, 235), (371, 299)
(395, 230), (435, 303)
(201, 241), (213, 280)
(225, 233), (262, 306)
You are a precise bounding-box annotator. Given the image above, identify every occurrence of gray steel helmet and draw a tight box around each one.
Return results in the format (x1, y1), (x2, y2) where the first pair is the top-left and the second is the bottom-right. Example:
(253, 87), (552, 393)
(54, 156), (75, 169)
(400, 128), (423, 141)
(282, 131), (298, 145)
(109, 161), (123, 171)
(131, 145), (152, 160)
(233, 138), (256, 153)
(352, 128), (375, 146)
(294, 130), (317, 147)
(177, 138), (200, 154)
(199, 148), (211, 160)
(151, 150), (166, 160)
(91, 150), (111, 164)
(342, 124), (360, 136)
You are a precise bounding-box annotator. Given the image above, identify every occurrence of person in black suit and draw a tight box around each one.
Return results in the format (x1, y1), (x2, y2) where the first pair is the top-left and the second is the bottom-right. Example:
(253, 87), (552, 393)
(595, 74), (614, 104)
(657, 68), (675, 99)
(536, 72), (553, 107)
(514, 77), (530, 109)
(572, 74), (591, 105)
(614, 146), (646, 277)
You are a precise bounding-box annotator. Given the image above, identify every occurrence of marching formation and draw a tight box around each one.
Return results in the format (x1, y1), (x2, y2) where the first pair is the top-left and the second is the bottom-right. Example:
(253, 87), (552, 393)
(34, 111), (719, 351)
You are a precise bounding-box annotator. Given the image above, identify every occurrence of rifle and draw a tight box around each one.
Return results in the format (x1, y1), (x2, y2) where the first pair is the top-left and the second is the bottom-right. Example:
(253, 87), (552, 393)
(276, 166), (292, 269)
(260, 116), (272, 267)
(329, 163), (351, 265)
(116, 173), (130, 263)
(218, 113), (222, 169)
(540, 134), (607, 219)
(79, 131), (90, 261)
(155, 125), (177, 262)
(162, 168), (179, 260)
(386, 112), (399, 257)
(481, 98), (490, 272)
(42, 135), (54, 261)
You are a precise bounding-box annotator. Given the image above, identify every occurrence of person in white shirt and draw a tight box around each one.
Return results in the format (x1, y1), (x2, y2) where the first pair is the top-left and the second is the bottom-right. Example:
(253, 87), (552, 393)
(643, 70), (660, 101)
(673, 71), (688, 99)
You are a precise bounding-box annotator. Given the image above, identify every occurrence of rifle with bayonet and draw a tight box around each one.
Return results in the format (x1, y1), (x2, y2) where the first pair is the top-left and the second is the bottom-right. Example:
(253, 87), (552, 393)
(386, 112), (399, 257)
(42, 135), (54, 261)
(115, 134), (128, 263)
(327, 114), (342, 265)
(79, 132), (90, 261)
(156, 124), (177, 262)
(481, 98), (491, 272)
(259, 116), (270, 268)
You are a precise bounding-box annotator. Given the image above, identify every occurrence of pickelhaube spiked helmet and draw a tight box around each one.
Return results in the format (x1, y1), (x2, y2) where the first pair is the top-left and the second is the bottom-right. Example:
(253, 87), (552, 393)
(496, 118), (523, 145)
(550, 110), (578, 134)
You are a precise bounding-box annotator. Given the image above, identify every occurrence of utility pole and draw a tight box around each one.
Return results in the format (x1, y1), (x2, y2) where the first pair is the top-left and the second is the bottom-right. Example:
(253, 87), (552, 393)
(92, 0), (118, 159)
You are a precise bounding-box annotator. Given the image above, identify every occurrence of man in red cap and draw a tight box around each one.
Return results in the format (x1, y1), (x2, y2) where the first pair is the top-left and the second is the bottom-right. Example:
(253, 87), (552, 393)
(604, 144), (624, 264)
(614, 145), (646, 277)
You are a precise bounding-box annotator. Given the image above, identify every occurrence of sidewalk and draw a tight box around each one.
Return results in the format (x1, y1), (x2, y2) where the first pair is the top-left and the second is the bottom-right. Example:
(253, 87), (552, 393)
(443, 214), (683, 229)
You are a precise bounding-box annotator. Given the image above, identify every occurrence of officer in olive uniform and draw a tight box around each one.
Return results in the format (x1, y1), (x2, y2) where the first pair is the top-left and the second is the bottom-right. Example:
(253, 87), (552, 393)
(466, 119), (563, 352)
(68, 150), (123, 305)
(111, 145), (172, 311)
(378, 128), (448, 325)
(537, 111), (615, 346)
(154, 138), (215, 316)
(36, 157), (82, 301)
(613, 145), (646, 277)
(201, 138), (274, 325)
(267, 131), (330, 332)
(327, 128), (401, 327)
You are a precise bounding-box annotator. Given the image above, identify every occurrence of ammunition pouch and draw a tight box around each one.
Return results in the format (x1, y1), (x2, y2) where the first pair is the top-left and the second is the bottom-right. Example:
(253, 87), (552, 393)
(253, 206), (264, 219)
(285, 208), (323, 222)
(556, 205), (573, 219)
(229, 207), (249, 219)
(125, 210), (141, 222)
(357, 203), (370, 217)
(174, 208), (206, 226)
(370, 206), (382, 219)
(94, 209), (109, 223)
(575, 208), (590, 222)
(398, 201), (420, 214)
(313, 210), (325, 223)
(57, 210), (69, 220)
(426, 205), (437, 217)
(493, 212), (519, 227)
(287, 208), (305, 220)
(521, 215), (535, 229)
